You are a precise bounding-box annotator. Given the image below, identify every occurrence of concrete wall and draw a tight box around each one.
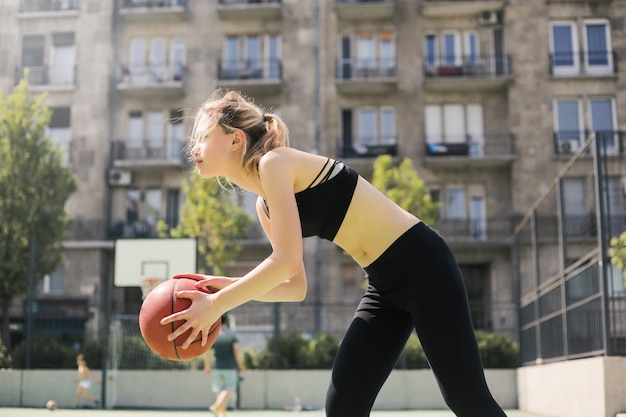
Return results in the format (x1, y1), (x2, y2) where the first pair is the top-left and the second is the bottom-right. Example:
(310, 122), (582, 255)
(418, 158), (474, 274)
(0, 368), (517, 411)
(518, 357), (626, 417)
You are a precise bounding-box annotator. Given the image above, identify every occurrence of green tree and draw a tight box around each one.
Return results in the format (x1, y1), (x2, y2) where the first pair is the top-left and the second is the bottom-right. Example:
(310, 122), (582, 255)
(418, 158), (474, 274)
(0, 77), (77, 350)
(159, 175), (253, 275)
(609, 231), (626, 288)
(371, 155), (439, 227)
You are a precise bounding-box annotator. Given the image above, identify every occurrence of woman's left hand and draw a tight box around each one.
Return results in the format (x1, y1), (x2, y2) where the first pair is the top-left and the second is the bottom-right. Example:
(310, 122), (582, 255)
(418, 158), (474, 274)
(159, 289), (222, 349)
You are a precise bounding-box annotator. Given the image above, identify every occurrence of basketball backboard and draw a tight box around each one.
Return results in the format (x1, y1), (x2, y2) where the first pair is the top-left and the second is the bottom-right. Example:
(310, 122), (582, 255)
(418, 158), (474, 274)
(114, 238), (197, 287)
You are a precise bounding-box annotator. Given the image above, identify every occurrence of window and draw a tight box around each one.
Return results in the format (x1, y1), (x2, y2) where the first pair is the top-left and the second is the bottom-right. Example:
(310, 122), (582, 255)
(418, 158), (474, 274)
(49, 107), (71, 164)
(425, 34), (437, 69)
(550, 22), (578, 75)
(150, 38), (167, 80)
(550, 20), (612, 76)
(380, 108), (396, 144)
(165, 189), (180, 229)
(442, 32), (461, 66)
(554, 99), (583, 149)
(168, 109), (184, 158)
(358, 108), (377, 145)
(222, 34), (279, 79)
(170, 38), (186, 78)
(147, 111), (164, 150)
(584, 20), (611, 73)
(425, 104), (484, 148)
(144, 189), (162, 228)
(130, 38), (147, 75)
(339, 32), (395, 78)
(50, 33), (75, 84)
(127, 111), (143, 148)
(41, 264), (64, 294)
(447, 188), (466, 220)
(561, 178), (587, 236)
(470, 196), (486, 240)
(606, 177), (625, 236)
(464, 32), (479, 66)
(21, 35), (45, 84)
(589, 98), (617, 154)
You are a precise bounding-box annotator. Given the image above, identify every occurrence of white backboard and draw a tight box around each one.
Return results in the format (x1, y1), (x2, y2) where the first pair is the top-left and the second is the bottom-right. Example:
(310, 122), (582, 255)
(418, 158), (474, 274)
(114, 238), (197, 287)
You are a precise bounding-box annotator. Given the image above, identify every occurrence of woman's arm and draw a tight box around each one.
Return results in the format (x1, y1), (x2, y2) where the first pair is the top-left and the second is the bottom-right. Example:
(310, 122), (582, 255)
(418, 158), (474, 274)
(161, 151), (307, 347)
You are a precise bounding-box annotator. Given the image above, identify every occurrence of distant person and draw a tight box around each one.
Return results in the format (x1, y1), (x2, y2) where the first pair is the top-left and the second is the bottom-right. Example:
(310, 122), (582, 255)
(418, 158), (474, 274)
(204, 314), (244, 417)
(74, 353), (100, 408)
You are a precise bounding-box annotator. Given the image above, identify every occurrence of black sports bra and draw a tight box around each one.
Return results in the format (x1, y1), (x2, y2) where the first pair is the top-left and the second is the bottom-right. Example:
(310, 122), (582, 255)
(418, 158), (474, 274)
(263, 159), (359, 241)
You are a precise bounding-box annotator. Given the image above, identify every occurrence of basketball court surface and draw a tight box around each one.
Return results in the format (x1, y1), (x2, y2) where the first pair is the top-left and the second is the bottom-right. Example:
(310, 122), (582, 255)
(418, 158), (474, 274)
(0, 409), (551, 417)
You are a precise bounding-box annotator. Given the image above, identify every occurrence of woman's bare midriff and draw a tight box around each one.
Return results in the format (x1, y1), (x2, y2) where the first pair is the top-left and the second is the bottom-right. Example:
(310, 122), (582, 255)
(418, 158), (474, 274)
(332, 176), (421, 267)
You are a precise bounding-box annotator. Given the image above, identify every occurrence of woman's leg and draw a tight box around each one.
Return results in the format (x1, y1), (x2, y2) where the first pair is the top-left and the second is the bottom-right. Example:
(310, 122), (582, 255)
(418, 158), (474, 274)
(325, 294), (414, 417)
(410, 226), (508, 417)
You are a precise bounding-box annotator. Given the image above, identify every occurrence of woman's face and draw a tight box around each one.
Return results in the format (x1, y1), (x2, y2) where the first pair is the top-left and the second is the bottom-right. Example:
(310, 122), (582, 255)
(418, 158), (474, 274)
(191, 123), (236, 179)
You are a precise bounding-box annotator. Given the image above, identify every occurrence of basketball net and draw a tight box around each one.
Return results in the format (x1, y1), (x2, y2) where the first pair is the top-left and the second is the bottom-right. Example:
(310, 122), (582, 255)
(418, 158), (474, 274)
(140, 277), (164, 300)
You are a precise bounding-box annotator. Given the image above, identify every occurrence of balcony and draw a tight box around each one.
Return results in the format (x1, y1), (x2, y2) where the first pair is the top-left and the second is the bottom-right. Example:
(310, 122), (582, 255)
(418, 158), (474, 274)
(217, 0), (282, 20)
(335, 0), (396, 21)
(549, 51), (618, 78)
(15, 66), (76, 91)
(421, 0), (507, 18)
(111, 139), (186, 169)
(437, 217), (517, 247)
(553, 130), (624, 157)
(425, 134), (516, 168)
(336, 58), (398, 94)
(18, 0), (79, 16)
(116, 63), (186, 97)
(216, 59), (282, 95)
(423, 54), (512, 92)
(120, 0), (188, 22)
(337, 142), (398, 159)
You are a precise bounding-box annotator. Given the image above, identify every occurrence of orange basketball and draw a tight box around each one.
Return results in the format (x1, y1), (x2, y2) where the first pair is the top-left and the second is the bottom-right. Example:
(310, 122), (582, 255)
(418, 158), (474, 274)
(139, 278), (221, 361)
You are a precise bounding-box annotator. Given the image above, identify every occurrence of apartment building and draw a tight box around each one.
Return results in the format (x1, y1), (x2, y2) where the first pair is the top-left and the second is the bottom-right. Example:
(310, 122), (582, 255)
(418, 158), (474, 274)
(0, 0), (623, 351)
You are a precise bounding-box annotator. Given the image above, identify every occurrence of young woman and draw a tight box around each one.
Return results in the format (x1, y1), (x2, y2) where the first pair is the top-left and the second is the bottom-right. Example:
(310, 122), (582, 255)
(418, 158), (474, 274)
(161, 90), (508, 417)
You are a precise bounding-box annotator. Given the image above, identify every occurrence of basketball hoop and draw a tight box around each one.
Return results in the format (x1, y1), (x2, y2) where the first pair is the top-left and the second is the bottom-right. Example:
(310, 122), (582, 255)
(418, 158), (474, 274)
(140, 277), (165, 300)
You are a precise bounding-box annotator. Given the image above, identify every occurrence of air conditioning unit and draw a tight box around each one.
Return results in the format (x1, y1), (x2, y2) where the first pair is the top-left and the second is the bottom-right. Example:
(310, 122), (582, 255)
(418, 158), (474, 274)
(477, 11), (502, 25)
(558, 140), (579, 154)
(108, 169), (132, 186)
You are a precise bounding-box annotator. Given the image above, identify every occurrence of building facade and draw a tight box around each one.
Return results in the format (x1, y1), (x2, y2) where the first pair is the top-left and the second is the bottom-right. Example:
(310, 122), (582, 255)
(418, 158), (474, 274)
(0, 0), (624, 351)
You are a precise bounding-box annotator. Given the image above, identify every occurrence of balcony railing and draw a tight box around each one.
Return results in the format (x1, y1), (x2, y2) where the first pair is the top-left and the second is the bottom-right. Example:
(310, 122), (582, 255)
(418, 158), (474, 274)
(217, 59), (282, 81)
(553, 130), (624, 156)
(335, 0), (396, 21)
(425, 134), (516, 158)
(217, 0), (282, 20)
(15, 66), (76, 87)
(436, 217), (517, 243)
(336, 58), (397, 81)
(112, 139), (185, 163)
(337, 141), (398, 158)
(549, 51), (617, 76)
(19, 0), (79, 13)
(121, 0), (187, 9)
(424, 54), (511, 79)
(118, 63), (186, 86)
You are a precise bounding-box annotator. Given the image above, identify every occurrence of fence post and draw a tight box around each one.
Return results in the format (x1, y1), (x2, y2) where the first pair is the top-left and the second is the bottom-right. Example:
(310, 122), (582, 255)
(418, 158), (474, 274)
(25, 237), (37, 369)
(592, 133), (612, 356)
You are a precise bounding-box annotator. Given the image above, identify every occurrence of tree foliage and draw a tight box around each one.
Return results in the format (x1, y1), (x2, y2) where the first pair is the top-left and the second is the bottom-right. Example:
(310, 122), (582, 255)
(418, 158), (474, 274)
(371, 155), (439, 227)
(0, 77), (77, 350)
(609, 231), (626, 288)
(159, 175), (253, 275)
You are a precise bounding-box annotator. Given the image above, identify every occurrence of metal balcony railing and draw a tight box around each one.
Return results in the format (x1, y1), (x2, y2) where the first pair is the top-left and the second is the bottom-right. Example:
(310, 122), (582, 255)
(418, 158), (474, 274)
(218, 0), (281, 4)
(217, 59), (282, 81)
(336, 58), (397, 81)
(19, 0), (79, 13)
(118, 63), (186, 86)
(425, 134), (516, 158)
(337, 140), (398, 158)
(15, 66), (76, 86)
(436, 217), (517, 242)
(549, 50), (618, 76)
(112, 139), (185, 162)
(121, 0), (187, 9)
(423, 54), (511, 78)
(553, 130), (624, 156)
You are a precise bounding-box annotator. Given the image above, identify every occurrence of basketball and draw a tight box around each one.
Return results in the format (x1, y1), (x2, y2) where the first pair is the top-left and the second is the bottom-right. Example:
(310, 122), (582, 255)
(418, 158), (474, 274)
(45, 400), (57, 410)
(139, 278), (221, 361)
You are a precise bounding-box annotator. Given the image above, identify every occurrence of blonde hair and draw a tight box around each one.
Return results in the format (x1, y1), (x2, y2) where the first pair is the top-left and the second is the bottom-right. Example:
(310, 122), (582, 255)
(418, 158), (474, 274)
(189, 90), (290, 175)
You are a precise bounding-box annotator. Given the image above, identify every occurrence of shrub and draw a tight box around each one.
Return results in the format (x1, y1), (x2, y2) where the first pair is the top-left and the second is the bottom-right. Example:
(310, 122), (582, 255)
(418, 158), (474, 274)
(11, 335), (76, 369)
(475, 330), (519, 369)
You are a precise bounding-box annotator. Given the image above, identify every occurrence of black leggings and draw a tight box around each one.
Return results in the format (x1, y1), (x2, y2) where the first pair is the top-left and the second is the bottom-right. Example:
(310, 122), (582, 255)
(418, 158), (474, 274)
(326, 222), (508, 417)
